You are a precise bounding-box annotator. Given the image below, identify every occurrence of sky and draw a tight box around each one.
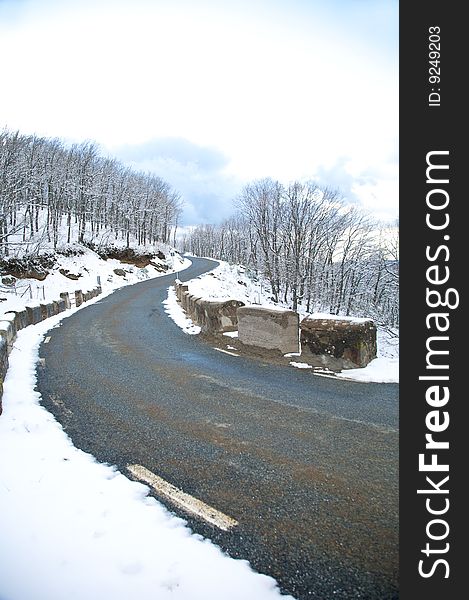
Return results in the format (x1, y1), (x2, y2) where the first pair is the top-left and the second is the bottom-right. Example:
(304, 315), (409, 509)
(0, 0), (398, 226)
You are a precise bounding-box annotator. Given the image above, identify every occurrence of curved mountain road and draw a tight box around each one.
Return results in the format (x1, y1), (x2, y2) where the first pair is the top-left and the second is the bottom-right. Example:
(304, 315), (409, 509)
(37, 257), (398, 599)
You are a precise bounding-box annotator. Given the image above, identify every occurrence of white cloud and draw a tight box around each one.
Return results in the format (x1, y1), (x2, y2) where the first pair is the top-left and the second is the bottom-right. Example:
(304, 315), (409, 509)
(0, 0), (398, 223)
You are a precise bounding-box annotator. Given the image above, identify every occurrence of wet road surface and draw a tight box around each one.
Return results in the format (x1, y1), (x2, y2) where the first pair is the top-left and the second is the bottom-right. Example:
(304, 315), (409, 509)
(37, 257), (399, 599)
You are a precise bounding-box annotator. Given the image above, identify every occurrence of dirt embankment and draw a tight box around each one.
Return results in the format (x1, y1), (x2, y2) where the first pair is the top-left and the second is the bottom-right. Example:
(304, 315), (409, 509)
(0, 246), (168, 284)
(95, 247), (167, 270)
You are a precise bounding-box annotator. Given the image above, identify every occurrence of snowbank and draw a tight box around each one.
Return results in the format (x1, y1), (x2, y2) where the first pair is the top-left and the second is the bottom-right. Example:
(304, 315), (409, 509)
(162, 286), (201, 335)
(0, 281), (292, 600)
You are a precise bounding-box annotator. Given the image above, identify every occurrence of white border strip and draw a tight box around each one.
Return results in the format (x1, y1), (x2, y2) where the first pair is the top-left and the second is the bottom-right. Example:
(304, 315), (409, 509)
(127, 464), (238, 531)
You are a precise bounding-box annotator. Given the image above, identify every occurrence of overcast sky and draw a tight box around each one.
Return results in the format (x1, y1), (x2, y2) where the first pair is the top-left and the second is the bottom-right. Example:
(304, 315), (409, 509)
(0, 0), (398, 226)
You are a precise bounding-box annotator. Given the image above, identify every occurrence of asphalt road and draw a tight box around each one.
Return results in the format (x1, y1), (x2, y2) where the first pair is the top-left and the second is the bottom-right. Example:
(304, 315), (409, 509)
(37, 257), (399, 599)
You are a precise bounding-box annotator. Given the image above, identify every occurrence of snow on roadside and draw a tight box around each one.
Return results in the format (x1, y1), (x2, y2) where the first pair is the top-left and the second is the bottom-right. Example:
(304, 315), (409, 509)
(290, 362), (313, 370)
(335, 356), (398, 383)
(162, 286), (201, 335)
(0, 289), (293, 600)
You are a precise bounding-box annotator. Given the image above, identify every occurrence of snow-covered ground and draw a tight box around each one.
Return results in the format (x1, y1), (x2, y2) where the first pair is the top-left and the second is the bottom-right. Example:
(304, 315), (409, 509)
(0, 264), (292, 600)
(166, 261), (399, 383)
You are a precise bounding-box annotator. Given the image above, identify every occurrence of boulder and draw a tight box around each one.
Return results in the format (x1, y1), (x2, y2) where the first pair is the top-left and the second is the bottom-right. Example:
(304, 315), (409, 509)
(59, 268), (81, 280)
(1, 276), (16, 287)
(300, 316), (377, 369)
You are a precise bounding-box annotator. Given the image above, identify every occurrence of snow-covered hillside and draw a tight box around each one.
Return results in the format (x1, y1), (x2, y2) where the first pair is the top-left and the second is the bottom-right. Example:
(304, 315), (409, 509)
(0, 243), (188, 317)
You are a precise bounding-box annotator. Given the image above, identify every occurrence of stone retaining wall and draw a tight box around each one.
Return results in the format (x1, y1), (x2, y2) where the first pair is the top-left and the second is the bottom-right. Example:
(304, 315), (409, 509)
(174, 281), (244, 334)
(0, 286), (103, 415)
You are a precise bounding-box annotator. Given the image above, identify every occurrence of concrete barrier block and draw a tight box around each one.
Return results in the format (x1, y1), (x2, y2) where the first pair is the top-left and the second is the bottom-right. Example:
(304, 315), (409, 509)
(51, 301), (60, 316)
(57, 299), (66, 312)
(60, 292), (71, 309)
(26, 305), (42, 325)
(75, 290), (83, 307)
(300, 316), (377, 369)
(237, 306), (300, 354)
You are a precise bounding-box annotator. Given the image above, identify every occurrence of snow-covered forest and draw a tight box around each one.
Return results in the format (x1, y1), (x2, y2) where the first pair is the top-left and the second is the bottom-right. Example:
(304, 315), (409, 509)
(0, 129), (182, 256)
(181, 179), (399, 327)
(1, 129), (398, 329)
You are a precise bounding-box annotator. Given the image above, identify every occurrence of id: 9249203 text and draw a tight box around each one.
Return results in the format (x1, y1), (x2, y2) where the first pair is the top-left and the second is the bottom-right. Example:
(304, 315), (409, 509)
(428, 26), (441, 107)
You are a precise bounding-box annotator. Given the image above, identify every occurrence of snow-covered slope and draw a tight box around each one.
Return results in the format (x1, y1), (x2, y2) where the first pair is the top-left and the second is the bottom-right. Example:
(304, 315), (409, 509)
(1, 244), (188, 317)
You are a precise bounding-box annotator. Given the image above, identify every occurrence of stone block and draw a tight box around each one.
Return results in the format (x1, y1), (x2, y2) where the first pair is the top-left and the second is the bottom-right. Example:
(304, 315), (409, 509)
(40, 304), (49, 321)
(4, 310), (28, 332)
(0, 319), (16, 353)
(195, 299), (245, 334)
(26, 305), (42, 325)
(237, 306), (300, 354)
(181, 291), (190, 312)
(300, 316), (377, 369)
(75, 290), (84, 307)
(177, 284), (188, 302)
(60, 292), (71, 309)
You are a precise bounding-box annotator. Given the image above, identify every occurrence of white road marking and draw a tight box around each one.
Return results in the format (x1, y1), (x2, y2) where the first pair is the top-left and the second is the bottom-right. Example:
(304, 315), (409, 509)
(127, 464), (238, 531)
(44, 336), (51, 344)
(312, 371), (338, 380)
(213, 347), (239, 357)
